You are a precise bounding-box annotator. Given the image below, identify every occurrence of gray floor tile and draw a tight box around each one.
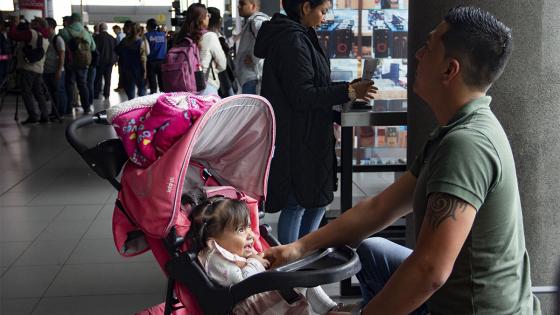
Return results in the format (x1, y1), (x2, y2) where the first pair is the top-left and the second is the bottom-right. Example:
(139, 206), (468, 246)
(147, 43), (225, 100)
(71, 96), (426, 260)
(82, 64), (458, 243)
(0, 192), (38, 206)
(97, 204), (115, 220)
(29, 189), (112, 206)
(0, 206), (63, 222)
(0, 298), (39, 315)
(54, 205), (102, 222)
(32, 294), (164, 315)
(45, 263), (166, 296)
(67, 239), (155, 265)
(35, 220), (91, 241)
(82, 218), (113, 240)
(14, 240), (79, 266)
(0, 242), (30, 267)
(0, 265), (61, 298)
(0, 220), (50, 242)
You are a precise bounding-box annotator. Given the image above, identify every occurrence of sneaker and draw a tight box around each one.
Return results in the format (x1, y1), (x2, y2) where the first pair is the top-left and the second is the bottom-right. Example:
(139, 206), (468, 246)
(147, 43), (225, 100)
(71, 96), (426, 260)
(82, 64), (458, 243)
(21, 118), (39, 125)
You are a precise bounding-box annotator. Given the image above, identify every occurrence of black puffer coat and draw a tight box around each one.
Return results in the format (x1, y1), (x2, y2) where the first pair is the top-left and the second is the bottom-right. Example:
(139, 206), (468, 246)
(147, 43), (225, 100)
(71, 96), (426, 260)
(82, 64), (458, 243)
(255, 14), (350, 211)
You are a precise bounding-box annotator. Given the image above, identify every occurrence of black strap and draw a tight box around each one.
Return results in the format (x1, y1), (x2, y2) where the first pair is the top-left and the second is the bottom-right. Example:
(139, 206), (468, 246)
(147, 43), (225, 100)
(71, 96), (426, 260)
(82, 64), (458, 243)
(279, 289), (302, 304)
(115, 199), (136, 226)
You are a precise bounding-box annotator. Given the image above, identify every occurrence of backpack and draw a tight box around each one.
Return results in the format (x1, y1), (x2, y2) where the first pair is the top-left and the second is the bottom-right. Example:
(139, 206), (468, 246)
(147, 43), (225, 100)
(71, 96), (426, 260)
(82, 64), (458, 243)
(217, 36), (238, 97)
(22, 32), (45, 64)
(68, 33), (92, 68)
(161, 37), (204, 93)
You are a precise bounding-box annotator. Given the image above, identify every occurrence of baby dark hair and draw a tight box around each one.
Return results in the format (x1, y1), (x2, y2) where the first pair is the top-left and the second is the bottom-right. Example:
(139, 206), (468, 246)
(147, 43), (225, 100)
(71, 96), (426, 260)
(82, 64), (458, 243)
(184, 188), (250, 253)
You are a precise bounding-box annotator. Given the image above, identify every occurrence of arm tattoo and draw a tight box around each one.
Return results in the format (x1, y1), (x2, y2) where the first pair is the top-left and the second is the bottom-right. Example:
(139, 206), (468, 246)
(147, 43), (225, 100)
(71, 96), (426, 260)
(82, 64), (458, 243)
(427, 193), (469, 230)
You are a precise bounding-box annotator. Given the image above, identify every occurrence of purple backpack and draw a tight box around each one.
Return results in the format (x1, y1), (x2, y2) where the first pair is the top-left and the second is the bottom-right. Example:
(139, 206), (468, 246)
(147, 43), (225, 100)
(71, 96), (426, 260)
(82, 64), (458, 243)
(161, 37), (204, 93)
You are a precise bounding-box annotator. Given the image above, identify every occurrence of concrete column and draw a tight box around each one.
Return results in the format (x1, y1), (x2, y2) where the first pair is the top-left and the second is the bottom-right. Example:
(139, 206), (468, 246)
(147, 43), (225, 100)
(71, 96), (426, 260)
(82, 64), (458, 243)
(408, 1), (560, 313)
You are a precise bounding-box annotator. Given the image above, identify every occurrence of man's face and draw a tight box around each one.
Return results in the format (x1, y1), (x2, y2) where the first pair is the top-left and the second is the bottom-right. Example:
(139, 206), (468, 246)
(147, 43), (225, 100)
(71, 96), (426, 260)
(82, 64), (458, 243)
(238, 0), (256, 18)
(413, 21), (449, 102)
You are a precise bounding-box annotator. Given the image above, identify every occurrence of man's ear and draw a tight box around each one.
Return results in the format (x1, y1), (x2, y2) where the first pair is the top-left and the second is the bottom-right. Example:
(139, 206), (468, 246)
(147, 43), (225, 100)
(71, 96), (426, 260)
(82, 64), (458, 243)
(442, 58), (460, 86)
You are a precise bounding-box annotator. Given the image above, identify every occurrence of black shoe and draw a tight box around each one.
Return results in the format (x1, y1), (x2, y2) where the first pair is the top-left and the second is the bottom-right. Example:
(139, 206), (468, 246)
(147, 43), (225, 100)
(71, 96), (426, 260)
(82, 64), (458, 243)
(21, 118), (39, 125)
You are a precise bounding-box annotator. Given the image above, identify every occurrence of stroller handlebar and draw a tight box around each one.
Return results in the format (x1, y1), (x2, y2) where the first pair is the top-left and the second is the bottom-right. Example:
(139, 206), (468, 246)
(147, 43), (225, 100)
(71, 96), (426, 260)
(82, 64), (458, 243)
(65, 111), (109, 155)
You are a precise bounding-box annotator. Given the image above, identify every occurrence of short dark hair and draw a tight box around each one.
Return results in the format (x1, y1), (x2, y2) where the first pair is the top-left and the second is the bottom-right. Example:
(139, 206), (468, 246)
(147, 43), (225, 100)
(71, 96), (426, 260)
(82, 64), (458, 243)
(184, 189), (250, 253)
(207, 7), (221, 31)
(282, 0), (329, 21)
(146, 18), (157, 31)
(45, 17), (57, 28)
(442, 6), (513, 90)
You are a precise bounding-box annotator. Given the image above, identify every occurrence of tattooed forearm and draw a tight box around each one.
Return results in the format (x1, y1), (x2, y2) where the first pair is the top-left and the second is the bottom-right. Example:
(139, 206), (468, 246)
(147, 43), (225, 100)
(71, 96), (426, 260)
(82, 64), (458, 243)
(427, 193), (470, 230)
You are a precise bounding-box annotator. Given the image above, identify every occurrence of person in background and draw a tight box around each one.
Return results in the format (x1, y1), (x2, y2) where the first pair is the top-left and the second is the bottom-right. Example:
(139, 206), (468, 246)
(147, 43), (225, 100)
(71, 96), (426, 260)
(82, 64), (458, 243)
(254, 0), (376, 244)
(145, 18), (167, 94)
(115, 22), (147, 100)
(0, 21), (12, 85)
(113, 25), (125, 44)
(93, 22), (116, 100)
(265, 6), (542, 315)
(235, 0), (269, 94)
(208, 7), (237, 98)
(115, 20), (132, 92)
(85, 24), (97, 109)
(58, 13), (96, 114)
(8, 16), (51, 124)
(43, 17), (66, 117)
(174, 3), (226, 95)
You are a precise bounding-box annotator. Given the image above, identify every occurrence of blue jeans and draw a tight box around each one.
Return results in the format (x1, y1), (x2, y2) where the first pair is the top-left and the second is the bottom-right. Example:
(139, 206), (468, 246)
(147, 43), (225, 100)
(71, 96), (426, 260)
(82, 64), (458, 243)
(277, 192), (326, 244)
(43, 72), (67, 115)
(65, 67), (89, 113)
(123, 70), (145, 100)
(241, 79), (258, 94)
(200, 83), (218, 96)
(356, 238), (428, 314)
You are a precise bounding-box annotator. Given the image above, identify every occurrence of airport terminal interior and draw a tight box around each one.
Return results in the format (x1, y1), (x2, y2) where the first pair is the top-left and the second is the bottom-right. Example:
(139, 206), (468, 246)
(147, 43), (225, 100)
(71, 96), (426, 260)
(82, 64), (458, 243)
(1, 0), (559, 314)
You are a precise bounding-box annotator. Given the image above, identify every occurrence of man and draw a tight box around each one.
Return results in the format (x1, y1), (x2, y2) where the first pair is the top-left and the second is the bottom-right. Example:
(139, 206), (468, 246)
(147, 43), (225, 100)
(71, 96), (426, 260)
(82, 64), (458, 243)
(114, 20), (132, 92)
(58, 13), (96, 114)
(266, 6), (541, 315)
(112, 25), (125, 44)
(144, 18), (166, 94)
(93, 23), (116, 99)
(8, 16), (50, 124)
(235, 0), (269, 94)
(43, 17), (66, 117)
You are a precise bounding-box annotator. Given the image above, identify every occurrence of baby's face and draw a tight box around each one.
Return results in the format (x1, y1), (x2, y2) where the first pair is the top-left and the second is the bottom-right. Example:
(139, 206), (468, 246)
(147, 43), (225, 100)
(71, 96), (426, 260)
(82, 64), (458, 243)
(215, 223), (255, 257)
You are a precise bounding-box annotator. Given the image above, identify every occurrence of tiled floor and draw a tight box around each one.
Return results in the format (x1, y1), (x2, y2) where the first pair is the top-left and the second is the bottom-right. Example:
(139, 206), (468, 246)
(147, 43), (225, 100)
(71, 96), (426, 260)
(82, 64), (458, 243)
(0, 88), (391, 314)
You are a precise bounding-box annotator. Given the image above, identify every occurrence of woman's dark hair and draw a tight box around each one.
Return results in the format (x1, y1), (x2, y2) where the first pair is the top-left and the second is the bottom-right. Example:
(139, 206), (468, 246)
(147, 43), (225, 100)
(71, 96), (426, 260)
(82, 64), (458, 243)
(207, 7), (222, 32)
(442, 6), (513, 91)
(282, 0), (329, 21)
(124, 22), (141, 44)
(184, 188), (250, 253)
(174, 3), (208, 45)
(146, 18), (158, 31)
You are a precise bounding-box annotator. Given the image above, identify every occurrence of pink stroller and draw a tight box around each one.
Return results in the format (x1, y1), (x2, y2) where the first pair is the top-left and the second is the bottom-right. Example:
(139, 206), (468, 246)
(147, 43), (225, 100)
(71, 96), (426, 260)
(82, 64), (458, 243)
(66, 94), (360, 315)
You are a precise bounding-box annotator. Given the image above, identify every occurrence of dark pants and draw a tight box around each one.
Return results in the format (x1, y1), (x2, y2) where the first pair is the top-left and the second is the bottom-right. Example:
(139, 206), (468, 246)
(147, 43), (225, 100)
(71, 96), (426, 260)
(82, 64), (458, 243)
(147, 59), (163, 94)
(123, 69), (145, 100)
(43, 72), (67, 115)
(87, 66), (96, 106)
(19, 69), (49, 120)
(65, 67), (89, 113)
(94, 63), (113, 98)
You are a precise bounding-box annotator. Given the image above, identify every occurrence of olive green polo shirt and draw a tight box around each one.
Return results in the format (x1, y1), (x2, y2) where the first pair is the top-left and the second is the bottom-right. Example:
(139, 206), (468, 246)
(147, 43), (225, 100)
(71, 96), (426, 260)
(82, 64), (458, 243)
(410, 96), (541, 314)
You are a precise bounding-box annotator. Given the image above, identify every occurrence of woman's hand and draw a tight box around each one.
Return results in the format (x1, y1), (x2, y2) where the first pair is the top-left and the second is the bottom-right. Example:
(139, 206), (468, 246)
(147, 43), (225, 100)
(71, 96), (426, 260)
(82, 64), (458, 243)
(350, 80), (379, 100)
(263, 241), (306, 268)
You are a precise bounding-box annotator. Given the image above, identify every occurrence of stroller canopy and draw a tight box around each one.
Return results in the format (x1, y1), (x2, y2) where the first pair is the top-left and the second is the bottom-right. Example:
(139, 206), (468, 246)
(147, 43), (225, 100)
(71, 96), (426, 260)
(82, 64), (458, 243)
(108, 94), (275, 239)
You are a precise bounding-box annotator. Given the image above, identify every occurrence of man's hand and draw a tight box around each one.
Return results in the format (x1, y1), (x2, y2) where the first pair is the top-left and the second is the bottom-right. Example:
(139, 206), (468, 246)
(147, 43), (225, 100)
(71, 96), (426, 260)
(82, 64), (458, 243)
(263, 242), (305, 268)
(248, 252), (270, 269)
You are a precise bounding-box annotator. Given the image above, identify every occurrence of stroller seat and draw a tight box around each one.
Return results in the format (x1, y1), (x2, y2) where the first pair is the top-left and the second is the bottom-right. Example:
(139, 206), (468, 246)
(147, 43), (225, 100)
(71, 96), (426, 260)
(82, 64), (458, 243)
(66, 95), (361, 315)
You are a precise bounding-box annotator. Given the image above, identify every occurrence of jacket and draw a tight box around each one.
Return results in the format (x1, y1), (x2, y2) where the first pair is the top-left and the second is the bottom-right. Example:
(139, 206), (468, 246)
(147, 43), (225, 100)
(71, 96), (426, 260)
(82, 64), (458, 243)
(94, 31), (116, 65)
(234, 12), (269, 86)
(254, 13), (350, 211)
(199, 31), (227, 89)
(58, 22), (96, 52)
(8, 26), (50, 74)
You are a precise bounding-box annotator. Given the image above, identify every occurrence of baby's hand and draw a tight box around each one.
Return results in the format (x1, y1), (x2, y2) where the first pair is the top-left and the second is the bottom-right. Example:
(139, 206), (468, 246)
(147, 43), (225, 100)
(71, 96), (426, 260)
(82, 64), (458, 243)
(249, 253), (270, 269)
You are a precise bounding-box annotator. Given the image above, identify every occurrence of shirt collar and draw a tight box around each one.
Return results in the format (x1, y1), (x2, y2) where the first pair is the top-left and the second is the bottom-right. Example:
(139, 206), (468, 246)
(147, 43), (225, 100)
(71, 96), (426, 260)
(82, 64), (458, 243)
(429, 95), (492, 140)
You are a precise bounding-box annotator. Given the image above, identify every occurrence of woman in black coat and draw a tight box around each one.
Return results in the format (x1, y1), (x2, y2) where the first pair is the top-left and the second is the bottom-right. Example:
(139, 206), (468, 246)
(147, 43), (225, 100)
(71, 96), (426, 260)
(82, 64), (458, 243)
(254, 0), (376, 244)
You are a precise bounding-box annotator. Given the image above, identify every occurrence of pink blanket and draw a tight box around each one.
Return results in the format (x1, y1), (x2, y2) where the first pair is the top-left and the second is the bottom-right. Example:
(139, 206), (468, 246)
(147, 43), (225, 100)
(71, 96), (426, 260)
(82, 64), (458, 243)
(111, 93), (220, 168)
